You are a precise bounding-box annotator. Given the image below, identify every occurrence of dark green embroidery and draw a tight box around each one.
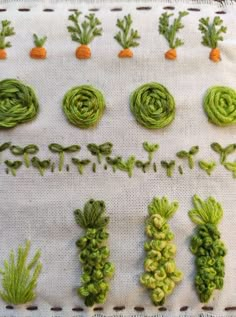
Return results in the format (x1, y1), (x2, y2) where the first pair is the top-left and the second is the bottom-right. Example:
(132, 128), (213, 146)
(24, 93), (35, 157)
(66, 164), (70, 172)
(198, 160), (216, 176)
(178, 165), (183, 175)
(153, 162), (157, 173)
(72, 158), (90, 175)
(92, 162), (96, 173)
(48, 143), (81, 171)
(104, 164), (107, 170)
(161, 160), (175, 177)
(10, 144), (39, 168)
(140, 197), (183, 306)
(51, 162), (55, 173)
(224, 161), (236, 178)
(0, 240), (42, 305)
(211, 142), (236, 164)
(106, 156), (121, 173)
(87, 143), (113, 164)
(4, 160), (22, 176)
(74, 199), (115, 306)
(143, 142), (159, 162)
(176, 146), (199, 169)
(31, 157), (51, 176)
(189, 195), (227, 303)
(135, 160), (150, 173)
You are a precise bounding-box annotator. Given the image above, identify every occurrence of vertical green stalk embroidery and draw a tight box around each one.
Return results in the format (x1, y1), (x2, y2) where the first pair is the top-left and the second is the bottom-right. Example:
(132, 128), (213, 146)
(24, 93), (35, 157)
(143, 142), (159, 162)
(161, 160), (175, 177)
(72, 158), (91, 175)
(74, 200), (115, 306)
(211, 142), (236, 164)
(198, 160), (216, 176)
(0, 240), (42, 305)
(87, 143), (113, 164)
(0, 20), (15, 59)
(10, 144), (39, 168)
(189, 195), (227, 302)
(140, 197), (183, 306)
(176, 146), (199, 169)
(48, 144), (81, 171)
(31, 157), (51, 176)
(4, 160), (22, 176)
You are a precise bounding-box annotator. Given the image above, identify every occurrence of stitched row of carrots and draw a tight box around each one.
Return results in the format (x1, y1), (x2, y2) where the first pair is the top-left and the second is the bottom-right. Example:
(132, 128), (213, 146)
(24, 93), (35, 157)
(0, 12), (227, 62)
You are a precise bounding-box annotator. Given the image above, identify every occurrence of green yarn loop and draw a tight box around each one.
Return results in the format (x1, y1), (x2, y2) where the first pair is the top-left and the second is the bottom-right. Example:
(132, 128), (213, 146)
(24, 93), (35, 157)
(0, 79), (39, 129)
(63, 85), (105, 129)
(203, 86), (236, 126)
(130, 83), (175, 129)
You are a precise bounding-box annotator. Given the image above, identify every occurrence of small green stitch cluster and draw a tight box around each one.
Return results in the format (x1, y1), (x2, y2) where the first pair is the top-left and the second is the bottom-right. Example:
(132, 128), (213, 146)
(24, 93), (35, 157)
(140, 197), (183, 306)
(114, 14), (140, 49)
(0, 20), (15, 49)
(74, 200), (115, 307)
(199, 16), (227, 49)
(189, 195), (227, 303)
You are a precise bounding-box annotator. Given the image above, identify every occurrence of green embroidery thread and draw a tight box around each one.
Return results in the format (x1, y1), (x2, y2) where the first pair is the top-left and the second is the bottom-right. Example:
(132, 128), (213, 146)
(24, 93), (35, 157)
(161, 160), (175, 177)
(31, 157), (51, 176)
(159, 11), (188, 60)
(67, 11), (102, 59)
(204, 87), (236, 126)
(176, 146), (199, 169)
(0, 79), (39, 129)
(135, 160), (150, 173)
(48, 143), (81, 171)
(153, 162), (157, 173)
(189, 195), (227, 303)
(178, 165), (183, 175)
(198, 160), (216, 176)
(0, 20), (15, 59)
(30, 34), (47, 59)
(130, 83), (176, 129)
(63, 85), (106, 129)
(72, 158), (91, 175)
(143, 142), (159, 162)
(74, 199), (115, 306)
(199, 16), (227, 62)
(106, 156), (122, 173)
(114, 14), (140, 58)
(0, 142), (11, 162)
(211, 142), (236, 164)
(87, 142), (113, 164)
(116, 155), (136, 178)
(4, 160), (22, 176)
(10, 144), (39, 168)
(92, 162), (96, 173)
(0, 240), (42, 305)
(140, 197), (183, 306)
(224, 161), (236, 178)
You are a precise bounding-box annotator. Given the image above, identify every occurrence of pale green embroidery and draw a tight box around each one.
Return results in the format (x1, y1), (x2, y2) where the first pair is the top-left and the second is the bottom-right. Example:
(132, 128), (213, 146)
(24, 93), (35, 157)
(92, 162), (96, 173)
(135, 160), (150, 173)
(63, 85), (106, 129)
(10, 144), (39, 168)
(161, 160), (175, 177)
(204, 87), (236, 126)
(116, 156), (136, 178)
(130, 83), (176, 129)
(140, 197), (183, 306)
(189, 195), (227, 303)
(4, 160), (22, 176)
(211, 142), (236, 164)
(33, 34), (47, 47)
(198, 160), (216, 176)
(176, 146), (199, 169)
(0, 79), (39, 129)
(74, 199), (115, 306)
(48, 143), (81, 171)
(31, 157), (51, 176)
(72, 158), (90, 175)
(0, 240), (42, 305)
(0, 20), (15, 50)
(87, 143), (113, 164)
(178, 165), (183, 175)
(224, 161), (236, 178)
(143, 142), (159, 162)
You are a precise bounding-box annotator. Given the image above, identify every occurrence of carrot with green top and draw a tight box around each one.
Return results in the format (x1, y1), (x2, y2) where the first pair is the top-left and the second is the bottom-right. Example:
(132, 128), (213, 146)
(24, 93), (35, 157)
(30, 34), (47, 59)
(67, 11), (102, 59)
(114, 14), (140, 58)
(0, 20), (15, 59)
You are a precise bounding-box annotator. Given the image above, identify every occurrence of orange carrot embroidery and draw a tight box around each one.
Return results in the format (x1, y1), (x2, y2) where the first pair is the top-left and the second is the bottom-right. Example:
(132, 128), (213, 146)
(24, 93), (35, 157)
(198, 16), (227, 62)
(0, 20), (15, 59)
(67, 11), (102, 59)
(30, 34), (47, 59)
(114, 14), (140, 58)
(159, 11), (188, 60)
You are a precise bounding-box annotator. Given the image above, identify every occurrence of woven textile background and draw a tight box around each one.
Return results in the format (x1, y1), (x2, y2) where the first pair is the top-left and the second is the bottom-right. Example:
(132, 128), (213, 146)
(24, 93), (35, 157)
(0, 0), (236, 316)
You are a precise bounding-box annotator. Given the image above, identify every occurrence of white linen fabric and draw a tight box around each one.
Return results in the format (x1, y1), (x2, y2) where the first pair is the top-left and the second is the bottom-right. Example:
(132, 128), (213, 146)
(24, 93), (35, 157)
(0, 0), (236, 316)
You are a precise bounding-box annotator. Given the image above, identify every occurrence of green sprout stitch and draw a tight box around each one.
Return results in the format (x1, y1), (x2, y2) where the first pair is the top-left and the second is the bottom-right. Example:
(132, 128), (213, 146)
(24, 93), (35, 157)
(4, 160), (22, 176)
(114, 14), (140, 58)
(72, 158), (91, 175)
(116, 155), (136, 178)
(33, 34), (47, 48)
(10, 144), (39, 168)
(189, 195), (227, 303)
(159, 11), (188, 60)
(106, 156), (122, 173)
(0, 240), (42, 305)
(198, 16), (227, 62)
(31, 157), (51, 176)
(143, 142), (159, 162)
(0, 20), (15, 59)
(87, 142), (113, 164)
(211, 142), (236, 164)
(135, 160), (150, 173)
(74, 199), (115, 306)
(198, 160), (216, 176)
(161, 160), (175, 177)
(48, 143), (81, 171)
(176, 146), (199, 169)
(140, 197), (183, 306)
(67, 11), (102, 59)
(224, 161), (236, 178)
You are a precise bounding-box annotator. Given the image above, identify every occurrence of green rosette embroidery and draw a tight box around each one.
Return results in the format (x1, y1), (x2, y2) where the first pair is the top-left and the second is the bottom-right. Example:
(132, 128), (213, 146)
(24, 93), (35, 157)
(74, 199), (115, 306)
(189, 195), (227, 303)
(140, 197), (183, 306)
(130, 83), (176, 129)
(203, 86), (236, 126)
(0, 79), (39, 128)
(63, 85), (105, 129)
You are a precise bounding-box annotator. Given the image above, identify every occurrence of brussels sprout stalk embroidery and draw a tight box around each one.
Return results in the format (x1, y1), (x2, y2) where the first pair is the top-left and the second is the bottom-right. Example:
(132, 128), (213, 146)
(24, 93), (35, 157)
(49, 143), (81, 171)
(0, 20), (15, 59)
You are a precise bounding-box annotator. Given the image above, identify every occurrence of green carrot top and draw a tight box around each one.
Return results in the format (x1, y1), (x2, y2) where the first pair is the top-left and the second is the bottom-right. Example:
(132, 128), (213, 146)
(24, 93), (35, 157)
(114, 14), (140, 49)
(0, 20), (15, 49)
(33, 34), (47, 48)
